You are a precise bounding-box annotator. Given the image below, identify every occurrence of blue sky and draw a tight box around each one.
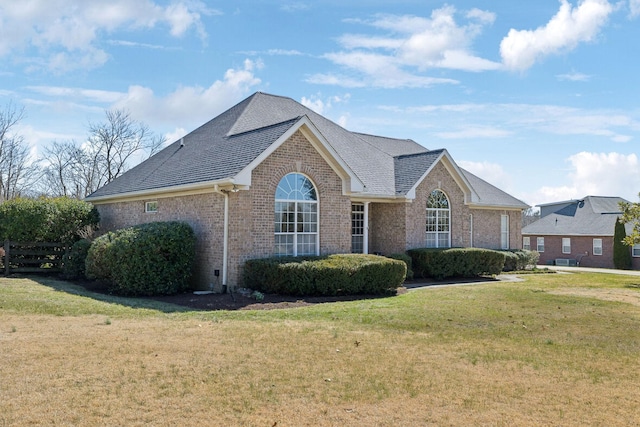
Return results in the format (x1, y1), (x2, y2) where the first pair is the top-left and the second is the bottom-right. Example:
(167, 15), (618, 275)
(1, 0), (639, 206)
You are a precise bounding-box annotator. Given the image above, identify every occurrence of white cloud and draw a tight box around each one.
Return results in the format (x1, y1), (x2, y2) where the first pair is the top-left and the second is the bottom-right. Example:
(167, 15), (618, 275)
(300, 93), (351, 115)
(0, 0), (217, 71)
(316, 6), (498, 89)
(527, 152), (640, 205)
(631, 0), (640, 17)
(500, 0), (613, 71)
(556, 71), (591, 81)
(458, 160), (510, 188)
(434, 126), (512, 139)
(164, 128), (188, 145)
(113, 59), (262, 127)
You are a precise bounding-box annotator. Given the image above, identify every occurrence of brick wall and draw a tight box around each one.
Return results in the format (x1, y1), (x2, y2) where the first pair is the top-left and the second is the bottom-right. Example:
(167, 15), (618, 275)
(526, 234), (640, 269)
(227, 129), (351, 286)
(95, 193), (226, 290)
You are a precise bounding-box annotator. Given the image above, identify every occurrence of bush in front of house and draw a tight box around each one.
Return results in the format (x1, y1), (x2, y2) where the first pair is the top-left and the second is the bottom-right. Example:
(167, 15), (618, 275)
(244, 254), (406, 296)
(62, 239), (92, 280)
(387, 253), (414, 280)
(407, 247), (505, 280)
(502, 249), (540, 272)
(85, 221), (196, 296)
(0, 197), (99, 244)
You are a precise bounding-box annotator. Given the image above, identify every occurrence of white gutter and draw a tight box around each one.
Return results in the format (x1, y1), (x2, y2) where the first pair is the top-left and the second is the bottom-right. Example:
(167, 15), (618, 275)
(213, 185), (230, 291)
(363, 202), (370, 254)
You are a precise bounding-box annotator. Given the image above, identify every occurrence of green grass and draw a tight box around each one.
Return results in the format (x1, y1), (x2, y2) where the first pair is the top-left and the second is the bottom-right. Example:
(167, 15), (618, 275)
(2, 272), (640, 425)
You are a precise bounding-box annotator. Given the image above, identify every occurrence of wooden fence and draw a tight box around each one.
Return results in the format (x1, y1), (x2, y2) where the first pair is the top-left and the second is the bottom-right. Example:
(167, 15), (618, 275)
(1, 241), (69, 275)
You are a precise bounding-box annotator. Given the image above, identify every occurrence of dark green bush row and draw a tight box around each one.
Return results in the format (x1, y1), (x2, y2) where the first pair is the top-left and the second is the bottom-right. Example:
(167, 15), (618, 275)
(244, 254), (406, 296)
(0, 197), (99, 244)
(407, 248), (505, 280)
(62, 239), (91, 280)
(502, 249), (540, 271)
(387, 253), (414, 280)
(86, 221), (196, 296)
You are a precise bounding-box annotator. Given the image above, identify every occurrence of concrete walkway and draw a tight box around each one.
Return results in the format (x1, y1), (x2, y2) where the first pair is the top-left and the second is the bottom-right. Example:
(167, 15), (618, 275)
(540, 265), (640, 276)
(404, 265), (640, 291)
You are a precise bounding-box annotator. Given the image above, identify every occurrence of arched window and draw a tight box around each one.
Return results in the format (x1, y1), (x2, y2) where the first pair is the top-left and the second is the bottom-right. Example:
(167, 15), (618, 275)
(426, 189), (450, 248)
(274, 173), (318, 256)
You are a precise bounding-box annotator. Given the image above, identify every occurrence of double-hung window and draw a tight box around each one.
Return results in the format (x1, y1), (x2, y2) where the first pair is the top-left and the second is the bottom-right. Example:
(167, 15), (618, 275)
(537, 237), (545, 252)
(426, 190), (450, 248)
(633, 244), (640, 258)
(274, 173), (318, 256)
(593, 238), (603, 256)
(562, 238), (571, 254)
(523, 236), (531, 250)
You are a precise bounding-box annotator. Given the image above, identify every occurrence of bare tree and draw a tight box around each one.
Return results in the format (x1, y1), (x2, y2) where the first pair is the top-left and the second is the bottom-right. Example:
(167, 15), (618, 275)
(87, 109), (164, 186)
(522, 206), (540, 227)
(0, 103), (38, 201)
(39, 109), (164, 198)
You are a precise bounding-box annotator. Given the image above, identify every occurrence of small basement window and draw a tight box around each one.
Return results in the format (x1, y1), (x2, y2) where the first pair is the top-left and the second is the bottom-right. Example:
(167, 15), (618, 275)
(145, 201), (158, 213)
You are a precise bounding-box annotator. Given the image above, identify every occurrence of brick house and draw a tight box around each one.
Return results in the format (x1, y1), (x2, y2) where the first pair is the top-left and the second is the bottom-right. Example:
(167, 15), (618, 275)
(522, 196), (640, 269)
(85, 92), (528, 290)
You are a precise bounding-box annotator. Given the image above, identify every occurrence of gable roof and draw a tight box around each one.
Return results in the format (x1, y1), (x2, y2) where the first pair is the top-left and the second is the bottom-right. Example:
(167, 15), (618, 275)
(86, 91), (527, 210)
(522, 196), (630, 236)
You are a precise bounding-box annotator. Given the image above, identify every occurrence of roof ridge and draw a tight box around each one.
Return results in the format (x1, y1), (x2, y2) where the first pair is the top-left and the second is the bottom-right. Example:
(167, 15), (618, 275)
(227, 116), (302, 138)
(395, 148), (443, 160)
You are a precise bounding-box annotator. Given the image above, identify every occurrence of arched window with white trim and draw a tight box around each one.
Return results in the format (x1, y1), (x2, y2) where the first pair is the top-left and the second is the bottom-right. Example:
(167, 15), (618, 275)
(274, 173), (319, 256)
(426, 189), (450, 248)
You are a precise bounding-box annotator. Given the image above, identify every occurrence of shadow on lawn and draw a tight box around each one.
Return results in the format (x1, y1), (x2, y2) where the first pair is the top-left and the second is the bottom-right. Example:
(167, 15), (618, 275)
(27, 275), (395, 312)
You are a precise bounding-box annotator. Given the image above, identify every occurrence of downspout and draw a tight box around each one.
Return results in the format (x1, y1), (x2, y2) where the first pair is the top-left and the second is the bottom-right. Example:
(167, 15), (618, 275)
(363, 202), (370, 254)
(213, 185), (229, 292)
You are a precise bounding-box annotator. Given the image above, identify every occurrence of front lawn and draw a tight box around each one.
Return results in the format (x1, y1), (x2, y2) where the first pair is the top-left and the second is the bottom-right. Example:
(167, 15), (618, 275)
(1, 272), (639, 426)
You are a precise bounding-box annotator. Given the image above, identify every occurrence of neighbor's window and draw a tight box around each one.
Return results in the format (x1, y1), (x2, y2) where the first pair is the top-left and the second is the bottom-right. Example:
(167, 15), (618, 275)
(274, 173), (318, 256)
(351, 203), (364, 253)
(523, 236), (531, 250)
(537, 237), (545, 252)
(562, 237), (571, 254)
(426, 189), (450, 248)
(593, 238), (603, 256)
(501, 214), (509, 250)
(633, 244), (640, 258)
(145, 201), (158, 213)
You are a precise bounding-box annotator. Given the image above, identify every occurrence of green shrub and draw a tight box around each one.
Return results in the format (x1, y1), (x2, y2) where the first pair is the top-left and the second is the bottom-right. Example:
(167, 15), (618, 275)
(613, 218), (632, 270)
(502, 249), (540, 271)
(387, 253), (413, 280)
(62, 239), (92, 280)
(244, 254), (406, 296)
(0, 197), (98, 244)
(407, 248), (505, 280)
(85, 222), (196, 296)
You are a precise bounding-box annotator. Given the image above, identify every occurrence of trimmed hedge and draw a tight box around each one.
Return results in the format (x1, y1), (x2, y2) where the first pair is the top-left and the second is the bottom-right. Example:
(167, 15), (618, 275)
(502, 249), (540, 272)
(0, 197), (99, 244)
(387, 253), (414, 280)
(244, 254), (406, 296)
(62, 239), (91, 280)
(86, 221), (196, 296)
(407, 247), (506, 280)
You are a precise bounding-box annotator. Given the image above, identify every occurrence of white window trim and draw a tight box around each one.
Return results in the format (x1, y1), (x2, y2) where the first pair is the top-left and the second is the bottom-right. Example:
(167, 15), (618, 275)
(633, 244), (640, 258)
(426, 189), (451, 248)
(274, 173), (320, 257)
(523, 236), (531, 251)
(562, 237), (571, 254)
(537, 237), (545, 253)
(593, 238), (603, 256)
(351, 203), (365, 254)
(145, 201), (158, 213)
(501, 214), (509, 250)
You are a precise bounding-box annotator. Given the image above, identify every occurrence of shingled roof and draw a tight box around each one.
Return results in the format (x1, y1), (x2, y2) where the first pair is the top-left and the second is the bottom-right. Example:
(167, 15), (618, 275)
(522, 196), (631, 236)
(86, 91), (528, 210)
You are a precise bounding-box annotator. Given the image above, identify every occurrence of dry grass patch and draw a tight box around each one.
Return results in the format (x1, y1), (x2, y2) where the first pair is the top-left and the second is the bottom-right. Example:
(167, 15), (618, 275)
(2, 273), (640, 426)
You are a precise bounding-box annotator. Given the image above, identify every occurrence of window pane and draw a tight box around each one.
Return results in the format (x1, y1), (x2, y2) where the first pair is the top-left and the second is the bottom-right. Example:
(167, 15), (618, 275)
(593, 239), (602, 256)
(274, 173), (318, 256)
(537, 237), (545, 252)
(523, 237), (531, 250)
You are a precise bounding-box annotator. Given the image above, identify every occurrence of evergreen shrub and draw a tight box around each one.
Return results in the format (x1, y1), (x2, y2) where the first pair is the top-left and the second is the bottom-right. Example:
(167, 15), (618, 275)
(407, 247), (506, 280)
(244, 254), (406, 296)
(86, 221), (196, 296)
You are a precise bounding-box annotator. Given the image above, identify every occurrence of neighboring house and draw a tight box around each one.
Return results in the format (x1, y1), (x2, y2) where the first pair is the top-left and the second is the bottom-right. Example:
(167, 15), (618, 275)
(522, 196), (640, 269)
(85, 92), (528, 290)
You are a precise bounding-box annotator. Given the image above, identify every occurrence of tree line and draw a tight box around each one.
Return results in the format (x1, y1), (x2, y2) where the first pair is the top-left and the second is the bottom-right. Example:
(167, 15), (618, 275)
(0, 102), (164, 201)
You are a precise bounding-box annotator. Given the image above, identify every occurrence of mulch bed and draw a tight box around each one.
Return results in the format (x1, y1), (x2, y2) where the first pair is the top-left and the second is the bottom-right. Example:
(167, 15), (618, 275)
(76, 279), (401, 311)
